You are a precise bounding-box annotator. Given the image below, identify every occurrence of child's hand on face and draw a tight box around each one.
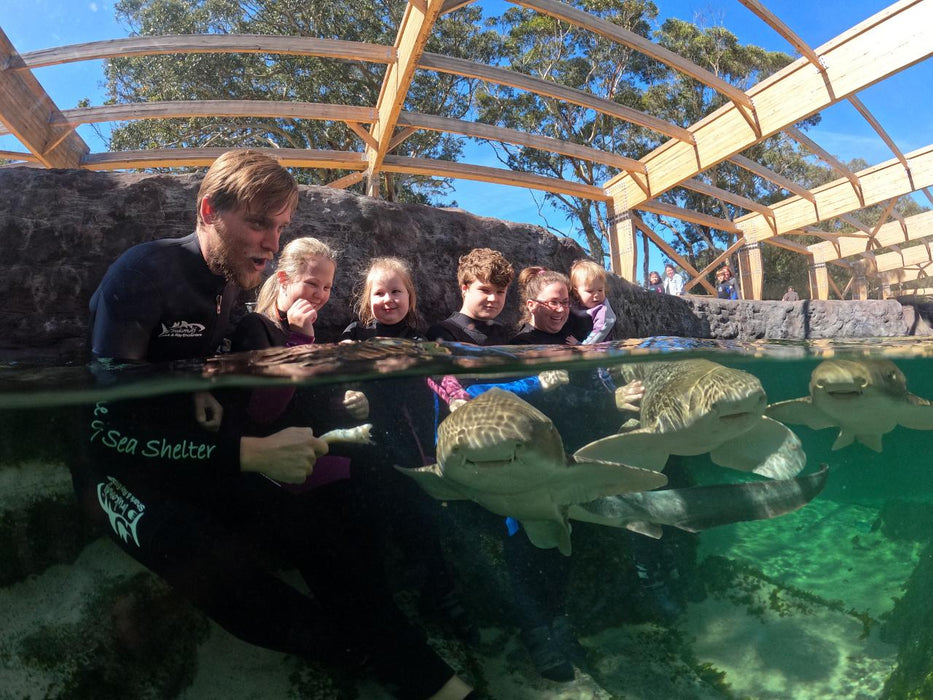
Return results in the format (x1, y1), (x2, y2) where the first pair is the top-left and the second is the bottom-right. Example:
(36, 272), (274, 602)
(287, 299), (318, 335)
(343, 390), (370, 420)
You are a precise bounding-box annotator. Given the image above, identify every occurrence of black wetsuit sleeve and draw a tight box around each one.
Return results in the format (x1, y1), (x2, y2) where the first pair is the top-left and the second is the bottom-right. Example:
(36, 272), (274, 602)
(231, 313), (278, 352)
(425, 323), (456, 342)
(90, 265), (162, 361)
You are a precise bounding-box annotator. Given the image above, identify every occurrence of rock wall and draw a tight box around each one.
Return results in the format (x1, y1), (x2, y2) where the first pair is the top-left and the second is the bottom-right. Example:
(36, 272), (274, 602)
(0, 166), (920, 364)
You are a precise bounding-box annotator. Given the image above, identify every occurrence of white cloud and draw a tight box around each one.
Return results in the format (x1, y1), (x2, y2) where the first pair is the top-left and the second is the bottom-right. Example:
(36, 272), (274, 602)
(89, 2), (99, 11)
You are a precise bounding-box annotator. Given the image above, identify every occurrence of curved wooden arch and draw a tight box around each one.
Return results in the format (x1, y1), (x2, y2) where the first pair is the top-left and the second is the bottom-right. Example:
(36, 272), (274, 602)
(13, 34), (396, 68)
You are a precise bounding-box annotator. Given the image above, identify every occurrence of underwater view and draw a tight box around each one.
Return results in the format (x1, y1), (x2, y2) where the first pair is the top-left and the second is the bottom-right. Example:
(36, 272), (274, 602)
(1, 337), (932, 699)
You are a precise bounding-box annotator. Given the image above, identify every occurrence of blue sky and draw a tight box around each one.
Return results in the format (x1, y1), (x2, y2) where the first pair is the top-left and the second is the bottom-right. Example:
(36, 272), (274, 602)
(1, 0), (930, 275)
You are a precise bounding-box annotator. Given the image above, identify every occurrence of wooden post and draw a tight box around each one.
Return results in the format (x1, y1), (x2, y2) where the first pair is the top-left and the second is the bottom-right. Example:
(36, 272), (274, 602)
(852, 271), (869, 300)
(737, 240), (763, 300)
(880, 275), (893, 299)
(809, 261), (829, 300)
(608, 207), (636, 282)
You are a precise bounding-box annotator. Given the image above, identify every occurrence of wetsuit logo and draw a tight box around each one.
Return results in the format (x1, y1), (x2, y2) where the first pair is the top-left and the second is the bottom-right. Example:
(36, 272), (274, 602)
(159, 321), (206, 338)
(97, 476), (146, 547)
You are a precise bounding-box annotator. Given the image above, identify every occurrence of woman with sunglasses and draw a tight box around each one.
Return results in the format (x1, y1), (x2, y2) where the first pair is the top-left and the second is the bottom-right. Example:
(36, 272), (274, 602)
(511, 267), (585, 345)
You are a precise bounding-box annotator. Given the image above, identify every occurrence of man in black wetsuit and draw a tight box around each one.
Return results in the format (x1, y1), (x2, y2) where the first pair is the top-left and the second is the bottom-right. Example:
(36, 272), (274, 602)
(426, 247), (514, 345)
(76, 150), (473, 699)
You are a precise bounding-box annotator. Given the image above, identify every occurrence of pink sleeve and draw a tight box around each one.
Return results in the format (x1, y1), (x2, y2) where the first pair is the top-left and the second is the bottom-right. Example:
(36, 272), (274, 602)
(427, 375), (470, 405)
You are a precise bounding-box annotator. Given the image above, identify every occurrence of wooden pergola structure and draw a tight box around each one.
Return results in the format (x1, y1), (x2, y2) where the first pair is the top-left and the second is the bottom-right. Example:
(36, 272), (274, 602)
(1, 0), (931, 299)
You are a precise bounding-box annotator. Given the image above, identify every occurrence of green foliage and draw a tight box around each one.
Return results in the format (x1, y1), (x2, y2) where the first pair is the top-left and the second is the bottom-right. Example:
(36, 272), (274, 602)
(105, 0), (501, 203)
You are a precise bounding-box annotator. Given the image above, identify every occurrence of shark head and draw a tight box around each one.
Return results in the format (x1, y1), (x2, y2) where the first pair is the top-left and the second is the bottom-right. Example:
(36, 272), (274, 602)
(811, 359), (907, 404)
(649, 360), (767, 442)
(436, 388), (566, 492)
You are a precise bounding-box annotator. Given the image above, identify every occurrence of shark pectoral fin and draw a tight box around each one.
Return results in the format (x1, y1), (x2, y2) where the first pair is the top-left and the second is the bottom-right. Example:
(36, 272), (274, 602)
(897, 397), (933, 429)
(572, 431), (670, 471)
(710, 417), (806, 479)
(765, 398), (835, 430)
(832, 431), (855, 450)
(855, 433), (884, 452)
(521, 519), (572, 556)
(554, 462), (668, 505)
(625, 521), (663, 539)
(393, 464), (467, 501)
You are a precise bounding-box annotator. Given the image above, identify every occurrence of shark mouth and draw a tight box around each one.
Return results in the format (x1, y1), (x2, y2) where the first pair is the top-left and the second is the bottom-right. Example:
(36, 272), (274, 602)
(718, 410), (754, 422)
(821, 383), (865, 399)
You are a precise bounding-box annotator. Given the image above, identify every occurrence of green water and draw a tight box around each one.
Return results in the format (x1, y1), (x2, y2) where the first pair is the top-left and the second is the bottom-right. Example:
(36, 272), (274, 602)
(1, 338), (932, 699)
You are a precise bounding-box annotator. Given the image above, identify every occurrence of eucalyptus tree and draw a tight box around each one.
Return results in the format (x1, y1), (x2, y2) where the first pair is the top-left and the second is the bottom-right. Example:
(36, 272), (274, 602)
(105, 0), (502, 203)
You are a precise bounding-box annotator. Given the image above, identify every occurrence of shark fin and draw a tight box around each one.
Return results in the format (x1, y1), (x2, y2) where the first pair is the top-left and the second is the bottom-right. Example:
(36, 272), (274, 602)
(521, 519), (573, 556)
(765, 398), (836, 430)
(625, 521), (663, 539)
(855, 433), (884, 452)
(832, 430), (855, 450)
(711, 417), (806, 479)
(897, 396), (933, 429)
(573, 431), (669, 471)
(552, 461), (668, 505)
(394, 464), (468, 500)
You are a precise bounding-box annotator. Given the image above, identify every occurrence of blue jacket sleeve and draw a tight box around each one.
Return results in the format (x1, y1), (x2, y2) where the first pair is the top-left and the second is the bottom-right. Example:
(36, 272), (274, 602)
(465, 376), (543, 398)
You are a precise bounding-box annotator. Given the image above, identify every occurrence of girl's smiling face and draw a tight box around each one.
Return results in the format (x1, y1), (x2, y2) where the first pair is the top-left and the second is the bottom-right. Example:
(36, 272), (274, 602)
(369, 270), (410, 325)
(527, 281), (571, 333)
(277, 255), (335, 312)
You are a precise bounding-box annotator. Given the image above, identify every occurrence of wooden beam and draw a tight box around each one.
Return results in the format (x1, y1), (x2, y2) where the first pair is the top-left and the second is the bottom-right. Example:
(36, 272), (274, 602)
(511, 0), (753, 111)
(4, 101), (380, 136)
(325, 171), (366, 189)
(737, 240), (763, 300)
(15, 35), (396, 68)
(388, 126), (420, 151)
(419, 53), (693, 143)
(605, 0), (933, 209)
(740, 144), (933, 244)
(609, 210), (637, 281)
(680, 178), (774, 217)
(727, 154), (817, 203)
(631, 214), (717, 295)
(873, 241), (933, 273)
(683, 238), (746, 293)
(0, 27), (88, 168)
(638, 200), (742, 234)
(397, 111), (646, 173)
(0, 150), (38, 162)
(809, 261), (829, 300)
(439, 0), (477, 13)
(380, 154), (608, 199)
(736, 0), (823, 67)
(784, 125), (863, 205)
(768, 236), (813, 254)
(346, 122), (379, 150)
(848, 94), (911, 176)
(81, 148), (367, 170)
(366, 0), (443, 195)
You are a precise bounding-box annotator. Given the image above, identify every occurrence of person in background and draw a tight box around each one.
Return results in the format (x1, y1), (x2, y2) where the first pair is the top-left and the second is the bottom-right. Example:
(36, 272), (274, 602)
(341, 257), (425, 340)
(662, 263), (685, 296)
(645, 270), (664, 293)
(716, 266), (740, 300)
(569, 259), (616, 344)
(782, 285), (800, 301)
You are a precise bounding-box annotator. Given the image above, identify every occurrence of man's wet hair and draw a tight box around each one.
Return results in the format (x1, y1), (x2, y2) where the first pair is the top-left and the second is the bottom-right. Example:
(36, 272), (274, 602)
(197, 150), (299, 225)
